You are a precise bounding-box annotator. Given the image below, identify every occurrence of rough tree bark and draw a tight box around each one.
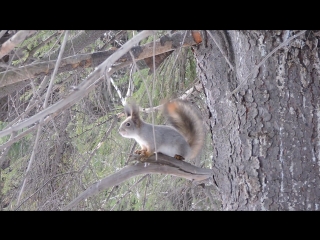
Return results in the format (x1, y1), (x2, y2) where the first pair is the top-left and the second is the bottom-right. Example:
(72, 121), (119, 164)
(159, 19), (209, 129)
(193, 30), (320, 210)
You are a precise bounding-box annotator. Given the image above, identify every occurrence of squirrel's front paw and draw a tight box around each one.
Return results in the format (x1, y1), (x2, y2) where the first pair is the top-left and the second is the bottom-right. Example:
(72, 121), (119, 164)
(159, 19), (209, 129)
(134, 149), (149, 156)
(134, 149), (153, 161)
(134, 149), (147, 162)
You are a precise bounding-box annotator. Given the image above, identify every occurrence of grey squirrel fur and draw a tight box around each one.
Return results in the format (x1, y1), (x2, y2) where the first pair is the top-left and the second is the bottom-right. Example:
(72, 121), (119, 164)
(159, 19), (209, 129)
(118, 99), (204, 161)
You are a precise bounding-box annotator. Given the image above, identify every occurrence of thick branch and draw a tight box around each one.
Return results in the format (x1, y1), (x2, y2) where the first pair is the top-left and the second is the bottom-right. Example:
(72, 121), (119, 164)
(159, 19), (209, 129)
(63, 153), (213, 210)
(0, 30), (201, 89)
(0, 30), (7, 39)
(0, 30), (36, 59)
(43, 30), (107, 60)
(0, 30), (153, 138)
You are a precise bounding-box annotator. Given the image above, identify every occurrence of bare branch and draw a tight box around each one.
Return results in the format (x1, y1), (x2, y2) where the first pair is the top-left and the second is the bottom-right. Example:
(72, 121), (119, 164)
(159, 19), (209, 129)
(0, 96), (70, 154)
(17, 31), (70, 205)
(24, 31), (60, 63)
(44, 31), (69, 109)
(15, 171), (78, 210)
(0, 30), (7, 39)
(43, 30), (107, 60)
(0, 30), (36, 59)
(0, 31), (153, 138)
(0, 30), (200, 89)
(110, 77), (125, 105)
(140, 82), (203, 114)
(0, 64), (129, 152)
(63, 153), (213, 210)
(0, 131), (16, 168)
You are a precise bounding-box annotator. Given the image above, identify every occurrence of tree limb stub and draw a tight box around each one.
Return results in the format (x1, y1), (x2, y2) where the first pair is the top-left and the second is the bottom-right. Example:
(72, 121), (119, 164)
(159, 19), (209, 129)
(0, 30), (201, 89)
(63, 153), (213, 210)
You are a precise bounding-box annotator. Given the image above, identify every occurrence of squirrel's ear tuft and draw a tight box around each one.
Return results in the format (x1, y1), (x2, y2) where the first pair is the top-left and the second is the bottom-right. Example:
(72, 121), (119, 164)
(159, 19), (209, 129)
(130, 102), (141, 126)
(124, 99), (137, 117)
(124, 104), (132, 117)
(124, 100), (141, 128)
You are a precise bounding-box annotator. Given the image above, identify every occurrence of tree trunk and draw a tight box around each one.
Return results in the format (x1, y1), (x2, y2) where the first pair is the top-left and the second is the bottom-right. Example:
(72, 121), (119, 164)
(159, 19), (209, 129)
(193, 30), (320, 210)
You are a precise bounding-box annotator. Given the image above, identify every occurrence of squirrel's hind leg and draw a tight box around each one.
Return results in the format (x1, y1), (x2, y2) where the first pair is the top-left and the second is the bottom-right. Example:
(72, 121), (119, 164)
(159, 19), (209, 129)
(174, 154), (185, 161)
(134, 149), (143, 155)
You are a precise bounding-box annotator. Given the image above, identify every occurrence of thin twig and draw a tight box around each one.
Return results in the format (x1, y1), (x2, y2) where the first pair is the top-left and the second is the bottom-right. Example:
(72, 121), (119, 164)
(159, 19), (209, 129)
(24, 31), (59, 63)
(109, 174), (148, 211)
(0, 131), (17, 168)
(15, 171), (77, 210)
(79, 117), (117, 174)
(0, 30), (36, 59)
(128, 49), (158, 160)
(16, 31), (69, 205)
(142, 174), (150, 210)
(206, 30), (235, 71)
(110, 77), (125, 105)
(169, 30), (188, 81)
(0, 31), (153, 138)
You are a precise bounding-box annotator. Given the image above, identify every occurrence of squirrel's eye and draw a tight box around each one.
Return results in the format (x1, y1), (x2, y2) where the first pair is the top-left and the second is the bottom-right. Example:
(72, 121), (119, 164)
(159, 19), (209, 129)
(126, 122), (130, 127)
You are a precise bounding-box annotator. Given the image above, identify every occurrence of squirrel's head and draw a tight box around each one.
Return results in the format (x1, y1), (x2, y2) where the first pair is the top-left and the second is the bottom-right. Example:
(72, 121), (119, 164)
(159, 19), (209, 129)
(118, 102), (142, 138)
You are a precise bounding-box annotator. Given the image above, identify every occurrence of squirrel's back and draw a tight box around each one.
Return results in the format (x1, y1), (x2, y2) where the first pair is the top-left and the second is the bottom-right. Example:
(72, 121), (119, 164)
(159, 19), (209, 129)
(163, 99), (204, 159)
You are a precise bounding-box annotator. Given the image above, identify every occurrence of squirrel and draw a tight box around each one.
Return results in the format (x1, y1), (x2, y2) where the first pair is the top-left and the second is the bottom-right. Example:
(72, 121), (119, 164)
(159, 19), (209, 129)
(118, 99), (204, 161)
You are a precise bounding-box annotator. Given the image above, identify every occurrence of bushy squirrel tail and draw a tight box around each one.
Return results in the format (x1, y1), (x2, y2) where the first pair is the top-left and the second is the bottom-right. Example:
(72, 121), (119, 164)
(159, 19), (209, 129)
(164, 99), (205, 159)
